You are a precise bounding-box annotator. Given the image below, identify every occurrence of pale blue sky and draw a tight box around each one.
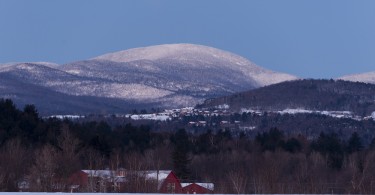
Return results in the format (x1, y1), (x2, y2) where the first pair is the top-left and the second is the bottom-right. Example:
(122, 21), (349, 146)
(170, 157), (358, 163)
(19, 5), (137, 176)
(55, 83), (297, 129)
(0, 0), (374, 78)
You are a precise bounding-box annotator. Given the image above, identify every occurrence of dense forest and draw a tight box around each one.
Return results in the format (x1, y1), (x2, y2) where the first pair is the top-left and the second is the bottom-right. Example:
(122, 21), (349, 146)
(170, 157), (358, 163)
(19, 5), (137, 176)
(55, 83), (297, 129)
(2, 99), (375, 193)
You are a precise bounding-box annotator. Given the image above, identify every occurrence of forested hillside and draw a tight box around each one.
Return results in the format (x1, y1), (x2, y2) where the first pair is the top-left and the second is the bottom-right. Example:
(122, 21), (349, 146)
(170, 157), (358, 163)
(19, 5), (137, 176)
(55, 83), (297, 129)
(1, 99), (375, 193)
(200, 79), (375, 116)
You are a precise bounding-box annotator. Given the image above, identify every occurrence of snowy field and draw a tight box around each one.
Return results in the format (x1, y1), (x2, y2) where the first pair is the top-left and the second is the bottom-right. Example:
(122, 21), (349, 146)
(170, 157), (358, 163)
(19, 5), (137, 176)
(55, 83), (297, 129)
(0, 193), (315, 195)
(0, 193), (193, 195)
(0, 193), (240, 195)
(0, 193), (317, 195)
(0, 193), (271, 195)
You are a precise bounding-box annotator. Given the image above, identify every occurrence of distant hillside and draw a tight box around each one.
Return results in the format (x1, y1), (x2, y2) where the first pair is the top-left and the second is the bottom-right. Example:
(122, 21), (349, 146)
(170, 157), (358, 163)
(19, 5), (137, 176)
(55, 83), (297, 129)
(199, 79), (375, 116)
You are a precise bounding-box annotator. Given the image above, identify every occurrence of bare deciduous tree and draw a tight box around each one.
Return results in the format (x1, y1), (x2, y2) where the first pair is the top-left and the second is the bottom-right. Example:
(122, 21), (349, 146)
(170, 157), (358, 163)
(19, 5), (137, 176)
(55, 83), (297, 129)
(228, 169), (248, 194)
(55, 126), (81, 191)
(125, 152), (148, 193)
(84, 148), (105, 192)
(0, 168), (5, 191)
(0, 139), (29, 191)
(30, 145), (58, 192)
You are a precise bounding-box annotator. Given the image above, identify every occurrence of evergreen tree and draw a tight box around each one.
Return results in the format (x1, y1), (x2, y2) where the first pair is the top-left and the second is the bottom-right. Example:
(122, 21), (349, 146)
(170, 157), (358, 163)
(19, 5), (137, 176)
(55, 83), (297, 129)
(23, 104), (39, 120)
(346, 132), (363, 154)
(283, 137), (302, 153)
(171, 129), (191, 180)
(194, 130), (216, 154)
(311, 132), (344, 170)
(255, 127), (284, 152)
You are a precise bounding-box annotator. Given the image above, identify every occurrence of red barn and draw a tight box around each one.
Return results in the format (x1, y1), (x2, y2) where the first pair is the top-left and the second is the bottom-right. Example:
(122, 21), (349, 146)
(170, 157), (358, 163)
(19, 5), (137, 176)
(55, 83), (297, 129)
(68, 169), (127, 192)
(68, 170), (89, 192)
(181, 183), (214, 194)
(146, 171), (183, 193)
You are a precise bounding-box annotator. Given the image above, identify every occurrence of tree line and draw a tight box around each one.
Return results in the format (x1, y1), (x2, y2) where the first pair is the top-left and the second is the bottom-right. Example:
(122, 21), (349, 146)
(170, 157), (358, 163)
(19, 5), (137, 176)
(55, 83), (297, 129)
(1, 99), (375, 193)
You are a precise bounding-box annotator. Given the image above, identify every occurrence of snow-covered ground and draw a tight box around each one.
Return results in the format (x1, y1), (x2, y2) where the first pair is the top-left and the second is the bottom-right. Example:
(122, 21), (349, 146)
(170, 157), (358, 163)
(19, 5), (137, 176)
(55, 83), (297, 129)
(0, 193), (239, 195)
(130, 113), (171, 121)
(0, 193), (310, 195)
(241, 108), (364, 120)
(277, 109), (363, 120)
(47, 115), (84, 119)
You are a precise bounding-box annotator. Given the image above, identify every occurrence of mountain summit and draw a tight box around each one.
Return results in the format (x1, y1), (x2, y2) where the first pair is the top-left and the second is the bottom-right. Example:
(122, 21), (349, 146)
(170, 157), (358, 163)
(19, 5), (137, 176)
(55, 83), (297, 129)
(92, 44), (297, 86)
(0, 44), (297, 115)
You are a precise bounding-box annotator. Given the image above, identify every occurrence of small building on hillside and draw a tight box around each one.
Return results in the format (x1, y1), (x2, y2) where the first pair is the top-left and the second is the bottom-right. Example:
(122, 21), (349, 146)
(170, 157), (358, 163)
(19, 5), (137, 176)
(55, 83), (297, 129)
(181, 183), (214, 194)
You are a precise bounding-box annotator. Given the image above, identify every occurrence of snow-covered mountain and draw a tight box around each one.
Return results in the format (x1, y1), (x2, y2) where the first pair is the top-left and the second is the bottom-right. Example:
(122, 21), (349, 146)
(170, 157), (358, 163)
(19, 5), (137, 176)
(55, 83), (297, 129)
(0, 44), (297, 115)
(338, 71), (375, 84)
(92, 44), (296, 86)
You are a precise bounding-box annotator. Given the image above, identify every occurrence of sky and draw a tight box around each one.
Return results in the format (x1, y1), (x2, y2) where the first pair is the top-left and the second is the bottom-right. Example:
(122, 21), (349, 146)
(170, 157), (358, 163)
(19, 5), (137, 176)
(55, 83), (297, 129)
(0, 0), (374, 79)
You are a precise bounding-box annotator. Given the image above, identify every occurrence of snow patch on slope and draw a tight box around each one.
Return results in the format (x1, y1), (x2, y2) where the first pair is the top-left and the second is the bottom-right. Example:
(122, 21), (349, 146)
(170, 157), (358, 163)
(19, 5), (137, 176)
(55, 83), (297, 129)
(339, 71), (375, 84)
(252, 72), (299, 86)
(52, 82), (173, 100)
(371, 111), (375, 119)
